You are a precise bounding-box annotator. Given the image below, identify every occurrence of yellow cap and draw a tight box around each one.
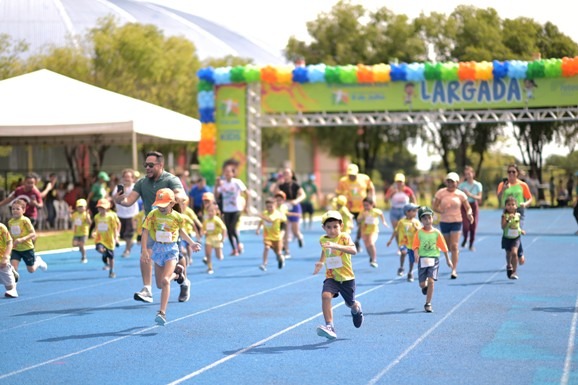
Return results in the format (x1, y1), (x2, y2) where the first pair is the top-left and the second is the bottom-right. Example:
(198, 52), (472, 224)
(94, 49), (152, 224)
(76, 198), (87, 207)
(394, 173), (405, 182)
(347, 164), (359, 175)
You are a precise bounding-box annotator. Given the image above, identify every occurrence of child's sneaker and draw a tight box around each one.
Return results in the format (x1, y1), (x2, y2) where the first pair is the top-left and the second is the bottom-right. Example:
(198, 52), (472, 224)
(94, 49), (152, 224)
(316, 325), (337, 340)
(510, 274), (519, 280)
(421, 285), (428, 295)
(108, 271), (116, 278)
(259, 264), (267, 271)
(424, 303), (433, 312)
(81, 257), (88, 264)
(407, 272), (414, 282)
(122, 250), (131, 258)
(173, 264), (185, 284)
(5, 287), (18, 298)
(277, 255), (285, 269)
(155, 311), (166, 326)
(352, 305), (363, 328)
(35, 255), (48, 271)
(207, 268), (214, 275)
(397, 267), (404, 276)
(370, 261), (378, 268)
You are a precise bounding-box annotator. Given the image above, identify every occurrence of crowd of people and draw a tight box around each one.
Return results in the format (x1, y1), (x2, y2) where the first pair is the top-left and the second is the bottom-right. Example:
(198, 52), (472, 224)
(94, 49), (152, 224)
(0, 156), (577, 330)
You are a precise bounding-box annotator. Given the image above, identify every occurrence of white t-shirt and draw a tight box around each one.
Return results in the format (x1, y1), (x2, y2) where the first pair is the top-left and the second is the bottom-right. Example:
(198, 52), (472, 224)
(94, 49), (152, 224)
(113, 184), (140, 218)
(218, 178), (247, 213)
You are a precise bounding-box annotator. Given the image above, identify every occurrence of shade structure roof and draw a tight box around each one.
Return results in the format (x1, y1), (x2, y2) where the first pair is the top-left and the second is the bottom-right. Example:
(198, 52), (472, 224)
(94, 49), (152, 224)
(0, 69), (200, 147)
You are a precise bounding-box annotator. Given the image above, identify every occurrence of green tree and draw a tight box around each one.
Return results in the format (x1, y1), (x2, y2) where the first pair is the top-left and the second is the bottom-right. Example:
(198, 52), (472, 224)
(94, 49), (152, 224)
(0, 33), (28, 80)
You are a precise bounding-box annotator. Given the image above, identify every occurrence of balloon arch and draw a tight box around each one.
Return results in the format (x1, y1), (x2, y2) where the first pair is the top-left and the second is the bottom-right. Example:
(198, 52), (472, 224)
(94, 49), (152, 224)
(197, 58), (578, 211)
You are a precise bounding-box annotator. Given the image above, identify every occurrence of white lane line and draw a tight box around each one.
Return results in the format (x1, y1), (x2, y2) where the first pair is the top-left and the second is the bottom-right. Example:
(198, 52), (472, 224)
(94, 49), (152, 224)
(366, 268), (503, 385)
(561, 292), (578, 385)
(166, 277), (403, 385)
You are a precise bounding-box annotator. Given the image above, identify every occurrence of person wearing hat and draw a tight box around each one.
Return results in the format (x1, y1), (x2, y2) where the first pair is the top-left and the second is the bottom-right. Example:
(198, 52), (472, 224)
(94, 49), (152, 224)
(87, 171), (110, 238)
(334, 195), (354, 235)
(432, 172), (474, 279)
(141, 188), (201, 325)
(71, 198), (92, 263)
(384, 172), (417, 242)
(386, 203), (421, 281)
(313, 210), (363, 340)
(412, 206), (452, 313)
(335, 163), (376, 251)
(114, 151), (188, 304)
(93, 198), (120, 278)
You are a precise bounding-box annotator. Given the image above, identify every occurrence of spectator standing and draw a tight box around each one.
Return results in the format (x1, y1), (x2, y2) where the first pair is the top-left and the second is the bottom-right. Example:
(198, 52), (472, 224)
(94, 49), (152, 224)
(112, 169), (140, 257)
(300, 173), (321, 229)
(0, 173), (44, 228)
(458, 166), (483, 251)
(188, 177), (211, 217)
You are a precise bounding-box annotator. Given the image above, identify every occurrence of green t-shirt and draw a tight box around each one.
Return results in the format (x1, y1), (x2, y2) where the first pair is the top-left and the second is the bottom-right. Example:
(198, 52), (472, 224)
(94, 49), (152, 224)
(502, 212), (522, 239)
(301, 180), (318, 203)
(134, 171), (183, 215)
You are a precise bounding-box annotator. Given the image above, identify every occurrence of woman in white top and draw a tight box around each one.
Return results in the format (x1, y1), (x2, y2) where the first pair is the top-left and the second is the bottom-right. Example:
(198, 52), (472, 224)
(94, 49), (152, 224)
(215, 160), (249, 256)
(458, 166), (483, 251)
(113, 169), (140, 257)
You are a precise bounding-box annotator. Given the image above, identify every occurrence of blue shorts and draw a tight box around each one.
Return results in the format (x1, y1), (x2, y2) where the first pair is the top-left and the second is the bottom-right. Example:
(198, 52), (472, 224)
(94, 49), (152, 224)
(11, 249), (36, 267)
(322, 278), (357, 307)
(390, 207), (405, 223)
(151, 242), (179, 267)
(439, 221), (462, 234)
(418, 257), (440, 283)
(501, 237), (521, 251)
(399, 245), (415, 264)
(300, 201), (314, 215)
(288, 203), (302, 223)
(96, 243), (114, 260)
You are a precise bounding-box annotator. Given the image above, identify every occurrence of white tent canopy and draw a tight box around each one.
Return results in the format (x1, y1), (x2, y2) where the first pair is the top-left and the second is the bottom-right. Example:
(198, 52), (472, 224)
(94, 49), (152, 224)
(0, 69), (201, 168)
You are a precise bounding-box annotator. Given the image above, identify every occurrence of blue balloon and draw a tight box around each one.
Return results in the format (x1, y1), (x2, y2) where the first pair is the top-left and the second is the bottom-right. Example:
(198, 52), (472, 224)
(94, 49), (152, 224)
(492, 60), (508, 79)
(197, 67), (215, 83)
(199, 107), (215, 123)
(406, 63), (425, 82)
(292, 66), (309, 83)
(197, 91), (215, 109)
(307, 64), (326, 83)
(507, 60), (528, 79)
(390, 63), (408, 81)
(213, 67), (232, 85)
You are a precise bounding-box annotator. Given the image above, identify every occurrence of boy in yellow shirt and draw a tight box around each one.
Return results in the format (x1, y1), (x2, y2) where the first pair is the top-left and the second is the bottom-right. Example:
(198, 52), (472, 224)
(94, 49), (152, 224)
(9, 199), (47, 275)
(335, 195), (354, 235)
(256, 197), (287, 271)
(71, 198), (92, 263)
(93, 198), (120, 278)
(386, 203), (421, 281)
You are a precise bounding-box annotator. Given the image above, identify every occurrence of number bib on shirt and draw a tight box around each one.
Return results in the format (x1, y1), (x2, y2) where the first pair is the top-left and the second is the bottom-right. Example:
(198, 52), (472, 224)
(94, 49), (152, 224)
(364, 216), (376, 225)
(74, 219), (82, 226)
(156, 230), (172, 243)
(97, 222), (108, 232)
(206, 222), (215, 231)
(507, 229), (519, 238)
(10, 225), (21, 236)
(325, 256), (343, 269)
(420, 258), (436, 267)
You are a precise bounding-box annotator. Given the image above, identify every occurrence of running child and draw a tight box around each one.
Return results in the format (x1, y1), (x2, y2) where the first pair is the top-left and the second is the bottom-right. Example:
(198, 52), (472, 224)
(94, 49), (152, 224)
(134, 208), (145, 244)
(412, 206), (453, 313)
(141, 188), (201, 325)
(256, 197), (286, 271)
(335, 195), (354, 235)
(386, 203), (421, 281)
(71, 198), (92, 263)
(0, 222), (18, 298)
(501, 196), (526, 280)
(93, 198), (120, 278)
(201, 203), (227, 275)
(8, 199), (47, 275)
(313, 210), (363, 340)
(357, 197), (389, 268)
(275, 191), (299, 259)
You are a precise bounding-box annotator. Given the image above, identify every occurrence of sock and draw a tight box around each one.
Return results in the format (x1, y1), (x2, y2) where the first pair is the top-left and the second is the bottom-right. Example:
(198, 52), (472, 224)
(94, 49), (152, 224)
(144, 285), (152, 292)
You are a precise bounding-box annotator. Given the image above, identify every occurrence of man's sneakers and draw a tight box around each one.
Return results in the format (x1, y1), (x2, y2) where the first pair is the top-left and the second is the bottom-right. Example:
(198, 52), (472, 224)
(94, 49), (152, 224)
(35, 255), (48, 271)
(352, 304), (363, 328)
(134, 287), (153, 303)
(424, 303), (433, 313)
(155, 311), (166, 326)
(178, 279), (190, 302)
(11, 265), (19, 283)
(397, 267), (404, 276)
(5, 287), (18, 298)
(316, 324), (337, 340)
(407, 272), (414, 282)
(173, 264), (186, 284)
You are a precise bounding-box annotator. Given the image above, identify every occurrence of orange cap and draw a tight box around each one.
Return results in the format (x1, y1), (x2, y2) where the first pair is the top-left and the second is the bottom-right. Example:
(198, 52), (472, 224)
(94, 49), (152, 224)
(202, 192), (215, 201)
(153, 188), (175, 208)
(96, 198), (111, 209)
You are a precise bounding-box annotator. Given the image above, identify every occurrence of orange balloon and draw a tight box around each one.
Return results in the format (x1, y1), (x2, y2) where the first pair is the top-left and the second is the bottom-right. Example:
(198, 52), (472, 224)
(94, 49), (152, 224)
(458, 61), (476, 81)
(357, 64), (374, 83)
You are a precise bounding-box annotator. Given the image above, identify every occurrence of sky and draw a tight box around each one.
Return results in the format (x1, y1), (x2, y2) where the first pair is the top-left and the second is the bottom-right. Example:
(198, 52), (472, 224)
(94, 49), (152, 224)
(147, 0), (575, 169)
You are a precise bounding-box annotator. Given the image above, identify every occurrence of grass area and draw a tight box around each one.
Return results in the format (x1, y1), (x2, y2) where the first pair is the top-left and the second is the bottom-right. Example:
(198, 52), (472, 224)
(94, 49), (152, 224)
(35, 230), (95, 252)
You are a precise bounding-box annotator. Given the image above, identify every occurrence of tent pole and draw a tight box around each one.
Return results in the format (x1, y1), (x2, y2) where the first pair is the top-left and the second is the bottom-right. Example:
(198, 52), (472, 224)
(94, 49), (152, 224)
(132, 130), (137, 171)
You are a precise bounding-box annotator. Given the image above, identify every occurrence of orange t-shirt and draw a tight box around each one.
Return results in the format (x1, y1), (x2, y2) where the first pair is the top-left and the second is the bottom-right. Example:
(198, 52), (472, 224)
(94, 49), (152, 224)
(336, 174), (374, 213)
(434, 188), (468, 223)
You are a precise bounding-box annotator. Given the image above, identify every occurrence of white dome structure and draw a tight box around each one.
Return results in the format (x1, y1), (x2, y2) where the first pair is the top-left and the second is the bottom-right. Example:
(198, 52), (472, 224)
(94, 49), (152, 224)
(0, 0), (285, 64)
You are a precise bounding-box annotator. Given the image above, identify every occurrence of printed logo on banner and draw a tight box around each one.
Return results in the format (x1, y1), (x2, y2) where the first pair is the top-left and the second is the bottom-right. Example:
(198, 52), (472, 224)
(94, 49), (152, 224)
(219, 98), (240, 116)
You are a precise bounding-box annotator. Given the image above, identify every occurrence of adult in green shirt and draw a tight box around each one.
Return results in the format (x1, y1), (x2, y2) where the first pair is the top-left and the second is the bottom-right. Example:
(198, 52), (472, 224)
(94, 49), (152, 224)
(300, 173), (320, 229)
(115, 151), (189, 304)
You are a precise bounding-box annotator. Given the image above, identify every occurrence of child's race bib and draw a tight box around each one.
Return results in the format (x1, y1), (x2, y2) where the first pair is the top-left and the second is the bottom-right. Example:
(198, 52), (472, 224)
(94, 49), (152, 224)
(507, 229), (519, 238)
(156, 230), (172, 243)
(364, 216), (376, 225)
(74, 219), (82, 226)
(206, 222), (215, 231)
(325, 256), (343, 269)
(10, 225), (21, 236)
(97, 222), (108, 232)
(420, 257), (436, 267)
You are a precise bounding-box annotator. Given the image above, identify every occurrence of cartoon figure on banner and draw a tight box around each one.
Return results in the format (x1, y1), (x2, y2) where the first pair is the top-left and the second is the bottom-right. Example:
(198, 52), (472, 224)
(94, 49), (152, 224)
(333, 89), (349, 105)
(404, 82), (415, 110)
(523, 79), (537, 104)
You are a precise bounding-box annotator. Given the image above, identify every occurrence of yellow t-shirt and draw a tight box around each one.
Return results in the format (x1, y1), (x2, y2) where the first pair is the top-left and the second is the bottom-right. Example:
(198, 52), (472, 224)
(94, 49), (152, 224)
(71, 211), (91, 237)
(135, 210), (145, 236)
(94, 211), (120, 250)
(359, 208), (383, 235)
(336, 174), (374, 213)
(395, 217), (422, 246)
(202, 216), (226, 237)
(0, 223), (13, 262)
(319, 232), (355, 282)
(8, 216), (35, 251)
(143, 209), (186, 243)
(260, 208), (286, 241)
(182, 207), (199, 237)
(337, 205), (354, 234)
